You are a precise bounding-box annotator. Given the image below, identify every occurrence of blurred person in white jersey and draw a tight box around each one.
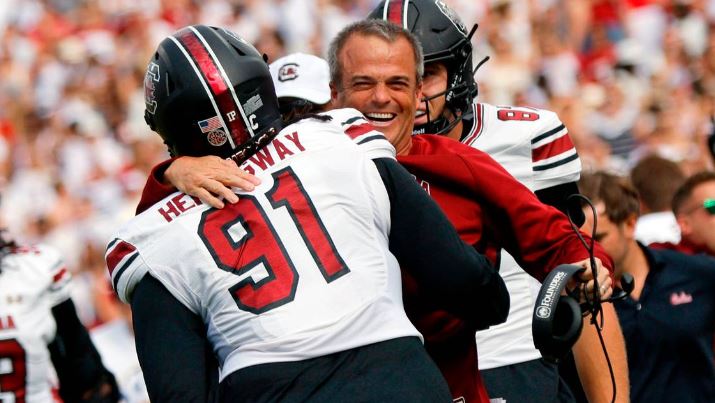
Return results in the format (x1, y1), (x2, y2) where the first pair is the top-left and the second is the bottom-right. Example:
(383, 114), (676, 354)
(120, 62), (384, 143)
(0, 224), (119, 402)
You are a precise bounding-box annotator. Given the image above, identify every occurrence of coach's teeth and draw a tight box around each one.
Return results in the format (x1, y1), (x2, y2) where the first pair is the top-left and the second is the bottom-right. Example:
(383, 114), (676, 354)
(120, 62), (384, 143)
(366, 113), (395, 122)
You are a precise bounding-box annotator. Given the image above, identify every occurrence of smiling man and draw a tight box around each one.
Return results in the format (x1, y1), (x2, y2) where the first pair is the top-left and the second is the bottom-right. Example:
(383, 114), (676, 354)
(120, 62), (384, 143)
(329, 28), (420, 156)
(366, 1), (630, 402)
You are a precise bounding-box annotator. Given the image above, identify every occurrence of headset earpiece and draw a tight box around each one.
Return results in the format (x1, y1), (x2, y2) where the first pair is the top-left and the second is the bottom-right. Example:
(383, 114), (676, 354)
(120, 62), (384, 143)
(532, 264), (586, 363)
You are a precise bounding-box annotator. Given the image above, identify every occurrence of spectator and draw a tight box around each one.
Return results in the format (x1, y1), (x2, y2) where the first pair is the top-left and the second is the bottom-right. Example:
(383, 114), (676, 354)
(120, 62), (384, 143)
(630, 154), (685, 245)
(670, 171), (715, 256)
(579, 170), (715, 403)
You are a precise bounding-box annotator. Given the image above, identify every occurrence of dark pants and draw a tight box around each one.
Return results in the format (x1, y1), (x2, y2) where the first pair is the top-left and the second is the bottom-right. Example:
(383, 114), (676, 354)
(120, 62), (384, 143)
(482, 358), (576, 403)
(219, 336), (452, 403)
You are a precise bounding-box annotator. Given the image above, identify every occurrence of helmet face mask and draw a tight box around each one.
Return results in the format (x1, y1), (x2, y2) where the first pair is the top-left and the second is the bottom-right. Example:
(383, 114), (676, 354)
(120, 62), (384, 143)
(368, 0), (478, 135)
(144, 25), (283, 161)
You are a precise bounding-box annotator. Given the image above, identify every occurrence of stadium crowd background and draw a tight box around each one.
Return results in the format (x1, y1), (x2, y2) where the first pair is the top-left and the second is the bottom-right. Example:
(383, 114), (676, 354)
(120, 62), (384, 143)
(0, 0), (714, 330)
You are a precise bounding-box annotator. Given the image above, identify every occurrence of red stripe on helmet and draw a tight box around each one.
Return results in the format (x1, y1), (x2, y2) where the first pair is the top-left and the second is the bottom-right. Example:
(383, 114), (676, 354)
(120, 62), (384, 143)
(386, 0), (405, 27)
(176, 29), (250, 147)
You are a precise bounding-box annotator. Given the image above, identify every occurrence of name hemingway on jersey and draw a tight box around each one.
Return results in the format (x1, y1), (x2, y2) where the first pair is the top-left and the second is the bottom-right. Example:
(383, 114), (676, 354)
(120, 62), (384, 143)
(239, 131), (305, 175)
(156, 132), (305, 223)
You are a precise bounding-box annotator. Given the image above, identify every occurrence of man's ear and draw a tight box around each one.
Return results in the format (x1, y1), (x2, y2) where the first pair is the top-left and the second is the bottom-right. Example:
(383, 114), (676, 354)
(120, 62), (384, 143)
(676, 213), (692, 237)
(330, 82), (338, 104)
(622, 213), (638, 239)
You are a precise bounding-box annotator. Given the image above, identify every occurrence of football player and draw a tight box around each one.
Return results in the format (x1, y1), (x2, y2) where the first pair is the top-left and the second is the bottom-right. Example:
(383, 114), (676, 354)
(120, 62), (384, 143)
(0, 231), (119, 402)
(369, 0), (628, 402)
(135, 19), (616, 403)
(108, 25), (507, 402)
(368, 1), (629, 402)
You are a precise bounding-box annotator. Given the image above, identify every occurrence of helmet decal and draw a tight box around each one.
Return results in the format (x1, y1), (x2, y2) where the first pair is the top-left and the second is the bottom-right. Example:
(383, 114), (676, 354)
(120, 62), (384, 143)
(171, 27), (254, 149)
(243, 94), (263, 116)
(197, 116), (228, 147)
(434, 0), (467, 36)
(144, 62), (160, 115)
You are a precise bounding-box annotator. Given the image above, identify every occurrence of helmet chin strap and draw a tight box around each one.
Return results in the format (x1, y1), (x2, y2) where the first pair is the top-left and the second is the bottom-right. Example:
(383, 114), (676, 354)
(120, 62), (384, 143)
(413, 81), (471, 135)
(413, 112), (463, 136)
(414, 54), (491, 136)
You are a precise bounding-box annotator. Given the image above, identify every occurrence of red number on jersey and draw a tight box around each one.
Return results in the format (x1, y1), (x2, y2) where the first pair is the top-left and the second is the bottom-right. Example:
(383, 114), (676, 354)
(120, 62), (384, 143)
(497, 108), (540, 122)
(266, 167), (349, 282)
(0, 338), (27, 403)
(198, 167), (349, 314)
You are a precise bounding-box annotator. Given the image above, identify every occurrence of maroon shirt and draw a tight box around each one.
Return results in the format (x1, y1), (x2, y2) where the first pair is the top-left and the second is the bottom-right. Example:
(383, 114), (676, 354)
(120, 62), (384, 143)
(397, 134), (614, 403)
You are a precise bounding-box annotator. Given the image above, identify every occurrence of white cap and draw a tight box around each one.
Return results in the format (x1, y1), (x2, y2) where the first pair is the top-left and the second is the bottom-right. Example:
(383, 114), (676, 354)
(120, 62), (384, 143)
(269, 53), (331, 105)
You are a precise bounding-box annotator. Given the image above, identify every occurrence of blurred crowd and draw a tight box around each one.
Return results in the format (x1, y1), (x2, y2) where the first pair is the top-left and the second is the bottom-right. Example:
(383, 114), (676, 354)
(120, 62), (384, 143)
(0, 0), (714, 329)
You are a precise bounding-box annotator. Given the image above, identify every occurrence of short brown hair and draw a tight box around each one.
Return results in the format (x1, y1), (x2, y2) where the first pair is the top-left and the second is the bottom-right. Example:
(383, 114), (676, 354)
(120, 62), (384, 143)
(327, 19), (424, 89)
(630, 154), (685, 213)
(672, 171), (715, 215)
(579, 171), (641, 224)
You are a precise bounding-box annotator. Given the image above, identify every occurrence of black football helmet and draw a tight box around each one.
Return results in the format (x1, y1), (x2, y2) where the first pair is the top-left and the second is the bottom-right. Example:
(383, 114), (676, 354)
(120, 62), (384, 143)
(144, 25), (282, 161)
(368, 0), (478, 135)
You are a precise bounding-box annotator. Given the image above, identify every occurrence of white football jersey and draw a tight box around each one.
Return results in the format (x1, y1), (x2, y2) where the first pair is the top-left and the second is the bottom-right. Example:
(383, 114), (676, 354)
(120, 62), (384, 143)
(0, 244), (72, 402)
(463, 102), (582, 369)
(107, 108), (421, 381)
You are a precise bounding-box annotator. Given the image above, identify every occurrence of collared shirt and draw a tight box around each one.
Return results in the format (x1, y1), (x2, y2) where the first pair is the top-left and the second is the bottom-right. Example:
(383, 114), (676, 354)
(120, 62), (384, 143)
(615, 243), (715, 403)
(635, 211), (681, 245)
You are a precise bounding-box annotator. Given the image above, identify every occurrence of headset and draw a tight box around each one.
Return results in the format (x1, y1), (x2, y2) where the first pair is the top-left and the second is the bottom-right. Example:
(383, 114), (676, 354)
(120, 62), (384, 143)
(532, 264), (586, 362)
(532, 265), (634, 362)
(531, 194), (634, 403)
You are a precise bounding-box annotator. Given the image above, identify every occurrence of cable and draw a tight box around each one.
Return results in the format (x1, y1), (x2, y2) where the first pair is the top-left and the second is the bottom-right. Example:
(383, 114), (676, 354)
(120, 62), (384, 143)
(565, 194), (617, 403)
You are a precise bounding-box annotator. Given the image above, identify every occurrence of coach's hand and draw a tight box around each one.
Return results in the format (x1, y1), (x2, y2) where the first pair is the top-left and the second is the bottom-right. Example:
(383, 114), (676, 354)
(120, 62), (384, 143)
(165, 156), (261, 208)
(567, 257), (613, 302)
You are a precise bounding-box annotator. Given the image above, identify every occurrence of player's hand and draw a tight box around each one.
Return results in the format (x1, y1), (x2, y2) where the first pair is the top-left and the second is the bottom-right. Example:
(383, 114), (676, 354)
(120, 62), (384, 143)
(566, 257), (613, 302)
(164, 156), (261, 209)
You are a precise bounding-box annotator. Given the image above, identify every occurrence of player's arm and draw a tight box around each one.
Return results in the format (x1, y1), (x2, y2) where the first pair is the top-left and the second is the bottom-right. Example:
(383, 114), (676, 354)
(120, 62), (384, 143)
(130, 274), (216, 403)
(374, 157), (509, 329)
(534, 182), (585, 227)
(48, 299), (120, 403)
(450, 151), (613, 287)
